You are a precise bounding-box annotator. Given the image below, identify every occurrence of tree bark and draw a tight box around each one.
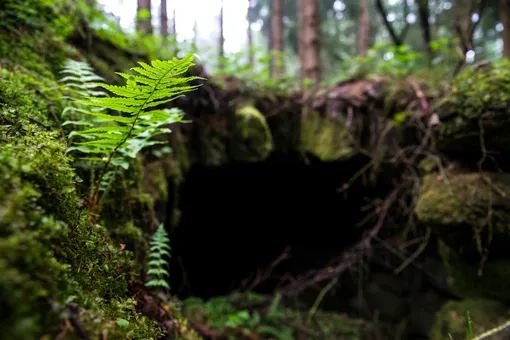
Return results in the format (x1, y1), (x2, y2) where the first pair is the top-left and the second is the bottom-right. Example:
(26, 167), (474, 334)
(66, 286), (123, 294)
(358, 0), (370, 56)
(136, 0), (153, 35)
(247, 0), (254, 70)
(272, 0), (284, 78)
(417, 0), (433, 62)
(500, 0), (510, 58)
(299, 0), (321, 84)
(219, 0), (225, 70)
(160, 0), (168, 38)
(453, 0), (487, 74)
(374, 0), (409, 46)
(171, 7), (176, 36)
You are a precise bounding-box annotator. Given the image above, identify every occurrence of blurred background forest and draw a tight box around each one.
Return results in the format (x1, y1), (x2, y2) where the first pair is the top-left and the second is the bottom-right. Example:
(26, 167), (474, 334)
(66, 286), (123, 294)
(94, 0), (505, 85)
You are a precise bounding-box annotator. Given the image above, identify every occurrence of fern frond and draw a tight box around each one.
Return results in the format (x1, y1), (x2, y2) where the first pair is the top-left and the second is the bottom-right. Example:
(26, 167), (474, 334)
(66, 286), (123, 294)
(65, 55), (202, 207)
(146, 224), (171, 290)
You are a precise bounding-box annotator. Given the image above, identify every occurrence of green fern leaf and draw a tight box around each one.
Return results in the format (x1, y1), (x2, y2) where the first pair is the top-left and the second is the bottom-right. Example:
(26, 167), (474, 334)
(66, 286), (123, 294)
(145, 224), (172, 290)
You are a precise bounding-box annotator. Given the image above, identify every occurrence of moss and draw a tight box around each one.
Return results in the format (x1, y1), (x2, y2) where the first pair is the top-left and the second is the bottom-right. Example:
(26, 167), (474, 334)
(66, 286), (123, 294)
(0, 37), (165, 340)
(0, 66), (65, 126)
(430, 298), (510, 340)
(439, 241), (510, 301)
(0, 122), (151, 338)
(415, 172), (510, 259)
(435, 60), (510, 158)
(300, 110), (354, 162)
(230, 105), (274, 162)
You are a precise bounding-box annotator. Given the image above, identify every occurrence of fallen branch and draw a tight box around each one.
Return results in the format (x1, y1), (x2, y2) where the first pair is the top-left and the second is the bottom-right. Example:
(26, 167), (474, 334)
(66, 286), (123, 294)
(242, 246), (291, 290)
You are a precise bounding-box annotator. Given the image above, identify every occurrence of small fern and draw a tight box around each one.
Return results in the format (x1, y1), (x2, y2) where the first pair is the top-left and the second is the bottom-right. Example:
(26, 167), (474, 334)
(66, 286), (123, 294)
(64, 55), (203, 210)
(146, 224), (171, 290)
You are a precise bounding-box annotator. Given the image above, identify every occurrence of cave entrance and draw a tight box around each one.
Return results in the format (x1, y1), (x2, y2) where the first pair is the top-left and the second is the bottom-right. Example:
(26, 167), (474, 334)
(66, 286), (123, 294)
(169, 152), (376, 299)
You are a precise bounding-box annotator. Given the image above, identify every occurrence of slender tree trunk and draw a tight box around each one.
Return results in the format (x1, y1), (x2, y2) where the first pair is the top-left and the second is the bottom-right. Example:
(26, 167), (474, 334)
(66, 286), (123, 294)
(247, 0), (254, 70)
(299, 0), (321, 83)
(417, 0), (433, 62)
(500, 0), (510, 58)
(136, 0), (153, 35)
(160, 0), (168, 37)
(171, 7), (176, 35)
(272, 0), (284, 78)
(267, 2), (274, 76)
(358, 0), (370, 56)
(453, 0), (487, 74)
(193, 16), (198, 46)
(219, 0), (225, 70)
(374, 0), (409, 46)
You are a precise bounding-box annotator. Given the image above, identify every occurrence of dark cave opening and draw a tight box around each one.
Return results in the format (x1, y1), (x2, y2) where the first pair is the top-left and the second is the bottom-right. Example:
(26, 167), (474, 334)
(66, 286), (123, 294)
(169, 152), (386, 300)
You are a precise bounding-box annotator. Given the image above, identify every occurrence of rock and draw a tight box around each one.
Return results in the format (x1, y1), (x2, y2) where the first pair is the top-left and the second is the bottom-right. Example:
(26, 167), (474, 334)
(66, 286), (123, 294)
(439, 241), (510, 301)
(434, 60), (510, 164)
(430, 298), (510, 340)
(230, 105), (274, 163)
(415, 172), (510, 259)
(300, 110), (354, 161)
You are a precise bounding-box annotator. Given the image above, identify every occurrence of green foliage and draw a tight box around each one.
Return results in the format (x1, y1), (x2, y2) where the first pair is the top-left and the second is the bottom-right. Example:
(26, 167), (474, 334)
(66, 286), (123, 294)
(0, 0), (76, 38)
(215, 47), (297, 92)
(146, 224), (171, 290)
(467, 312), (475, 339)
(431, 298), (510, 340)
(184, 292), (364, 339)
(60, 59), (108, 129)
(65, 55), (202, 209)
(344, 38), (458, 81)
(440, 59), (510, 119)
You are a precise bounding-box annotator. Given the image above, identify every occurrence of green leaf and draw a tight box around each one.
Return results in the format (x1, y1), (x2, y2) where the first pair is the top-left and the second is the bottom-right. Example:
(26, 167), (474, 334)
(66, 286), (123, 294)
(117, 319), (129, 327)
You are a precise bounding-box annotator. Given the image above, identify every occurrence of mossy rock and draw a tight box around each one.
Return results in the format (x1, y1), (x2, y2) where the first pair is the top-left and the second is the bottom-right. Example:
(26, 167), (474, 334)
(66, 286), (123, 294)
(439, 241), (510, 301)
(300, 110), (354, 162)
(430, 298), (510, 340)
(435, 60), (510, 161)
(415, 172), (510, 259)
(230, 105), (274, 162)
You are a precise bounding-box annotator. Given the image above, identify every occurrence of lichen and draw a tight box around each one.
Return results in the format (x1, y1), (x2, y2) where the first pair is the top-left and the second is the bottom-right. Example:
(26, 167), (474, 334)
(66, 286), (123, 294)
(230, 105), (274, 162)
(300, 109), (354, 162)
(430, 297), (510, 340)
(415, 172), (510, 259)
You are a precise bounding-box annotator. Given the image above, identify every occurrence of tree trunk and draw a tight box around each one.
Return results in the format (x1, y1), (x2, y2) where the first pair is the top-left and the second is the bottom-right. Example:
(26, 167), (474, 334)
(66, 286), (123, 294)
(501, 0), (510, 58)
(247, 0), (254, 70)
(219, 0), (225, 70)
(267, 2), (273, 76)
(160, 0), (168, 38)
(417, 0), (433, 62)
(193, 16), (198, 46)
(358, 0), (370, 56)
(299, 0), (321, 84)
(272, 0), (284, 78)
(374, 0), (409, 46)
(171, 7), (176, 36)
(136, 0), (152, 35)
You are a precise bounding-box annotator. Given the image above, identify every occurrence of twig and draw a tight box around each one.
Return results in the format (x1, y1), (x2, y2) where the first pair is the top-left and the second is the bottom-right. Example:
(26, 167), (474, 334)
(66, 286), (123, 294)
(474, 319), (510, 340)
(244, 246), (291, 290)
(394, 227), (431, 274)
(306, 277), (338, 324)
(407, 79), (431, 118)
